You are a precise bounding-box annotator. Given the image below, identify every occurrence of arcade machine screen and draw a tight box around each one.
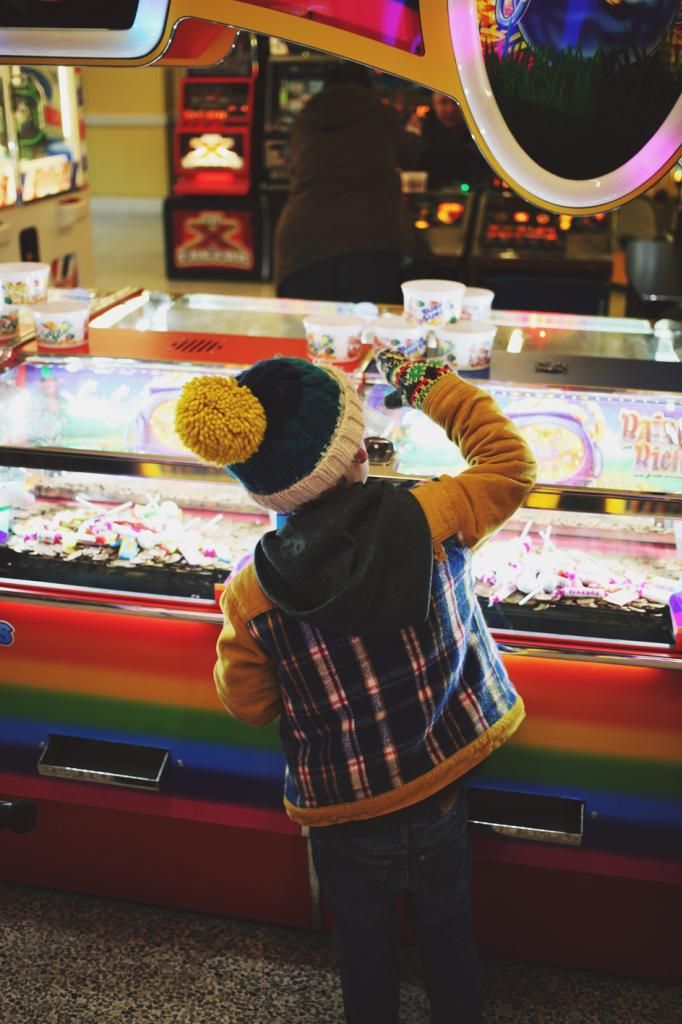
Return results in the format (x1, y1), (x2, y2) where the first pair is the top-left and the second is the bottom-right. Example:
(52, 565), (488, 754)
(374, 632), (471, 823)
(476, 190), (611, 258)
(181, 81), (251, 123)
(469, 186), (613, 314)
(271, 74), (325, 133)
(262, 59), (331, 182)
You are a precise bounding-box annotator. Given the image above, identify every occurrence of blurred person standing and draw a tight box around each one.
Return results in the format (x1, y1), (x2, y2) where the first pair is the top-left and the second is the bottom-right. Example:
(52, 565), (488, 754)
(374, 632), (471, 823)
(274, 61), (419, 304)
(418, 92), (490, 191)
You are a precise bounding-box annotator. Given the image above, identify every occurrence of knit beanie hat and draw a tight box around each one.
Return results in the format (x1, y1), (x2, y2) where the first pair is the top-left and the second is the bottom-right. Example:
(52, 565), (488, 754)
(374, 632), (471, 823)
(174, 357), (366, 513)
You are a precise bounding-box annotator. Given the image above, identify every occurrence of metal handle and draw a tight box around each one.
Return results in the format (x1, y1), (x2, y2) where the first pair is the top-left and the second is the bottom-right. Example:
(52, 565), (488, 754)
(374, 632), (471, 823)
(38, 735), (170, 792)
(467, 787), (584, 847)
(534, 360), (569, 374)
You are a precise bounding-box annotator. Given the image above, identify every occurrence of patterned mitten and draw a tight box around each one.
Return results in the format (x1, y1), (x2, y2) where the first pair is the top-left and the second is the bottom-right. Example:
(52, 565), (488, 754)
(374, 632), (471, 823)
(377, 350), (454, 411)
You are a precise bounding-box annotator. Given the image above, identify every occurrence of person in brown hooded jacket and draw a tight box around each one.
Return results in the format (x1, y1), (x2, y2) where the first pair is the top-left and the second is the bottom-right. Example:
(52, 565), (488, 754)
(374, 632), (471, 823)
(274, 61), (419, 304)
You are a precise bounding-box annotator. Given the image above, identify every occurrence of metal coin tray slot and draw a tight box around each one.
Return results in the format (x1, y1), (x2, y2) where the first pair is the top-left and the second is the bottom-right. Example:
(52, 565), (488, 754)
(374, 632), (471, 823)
(37, 734), (169, 791)
(467, 787), (584, 847)
(534, 360), (569, 374)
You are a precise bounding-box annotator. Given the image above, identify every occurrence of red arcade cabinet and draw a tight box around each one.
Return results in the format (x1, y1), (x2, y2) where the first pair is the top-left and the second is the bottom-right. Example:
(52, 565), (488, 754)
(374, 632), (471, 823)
(163, 32), (266, 281)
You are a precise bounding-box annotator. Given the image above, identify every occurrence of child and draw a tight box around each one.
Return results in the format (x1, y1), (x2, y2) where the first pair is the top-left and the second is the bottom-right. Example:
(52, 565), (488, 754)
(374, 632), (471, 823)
(175, 352), (536, 1024)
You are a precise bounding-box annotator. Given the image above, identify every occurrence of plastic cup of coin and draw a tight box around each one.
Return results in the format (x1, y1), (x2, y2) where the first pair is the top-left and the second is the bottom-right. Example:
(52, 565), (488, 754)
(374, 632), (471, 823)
(436, 320), (497, 371)
(32, 300), (91, 353)
(303, 313), (365, 364)
(0, 304), (20, 340)
(0, 262), (50, 305)
(460, 287), (495, 321)
(402, 278), (466, 329)
(362, 314), (424, 358)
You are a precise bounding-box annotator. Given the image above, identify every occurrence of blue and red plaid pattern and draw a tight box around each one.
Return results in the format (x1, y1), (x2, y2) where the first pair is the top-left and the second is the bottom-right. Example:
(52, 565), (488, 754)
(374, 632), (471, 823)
(246, 538), (520, 811)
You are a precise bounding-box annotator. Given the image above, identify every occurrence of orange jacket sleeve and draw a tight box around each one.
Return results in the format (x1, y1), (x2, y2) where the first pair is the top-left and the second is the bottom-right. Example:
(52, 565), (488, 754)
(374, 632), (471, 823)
(411, 374), (537, 549)
(214, 566), (281, 726)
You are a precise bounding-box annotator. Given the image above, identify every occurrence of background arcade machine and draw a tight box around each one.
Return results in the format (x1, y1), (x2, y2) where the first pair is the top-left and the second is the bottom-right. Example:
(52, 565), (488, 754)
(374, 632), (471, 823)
(259, 41), (481, 284)
(468, 180), (614, 314)
(377, 76), (482, 283)
(163, 32), (267, 283)
(259, 41), (335, 280)
(0, 65), (92, 286)
(401, 184), (480, 283)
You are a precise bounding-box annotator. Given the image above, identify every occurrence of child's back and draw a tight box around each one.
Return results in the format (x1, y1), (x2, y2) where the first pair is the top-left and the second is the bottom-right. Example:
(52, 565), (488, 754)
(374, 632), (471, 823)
(176, 352), (537, 1024)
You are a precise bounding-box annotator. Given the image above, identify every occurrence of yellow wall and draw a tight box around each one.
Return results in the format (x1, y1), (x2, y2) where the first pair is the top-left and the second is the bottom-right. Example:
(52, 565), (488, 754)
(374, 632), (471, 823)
(80, 68), (170, 197)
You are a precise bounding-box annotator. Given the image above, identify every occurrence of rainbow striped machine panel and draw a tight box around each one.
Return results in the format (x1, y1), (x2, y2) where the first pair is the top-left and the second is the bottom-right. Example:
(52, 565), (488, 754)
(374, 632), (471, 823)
(475, 653), (682, 866)
(1, 599), (681, 868)
(0, 599), (286, 813)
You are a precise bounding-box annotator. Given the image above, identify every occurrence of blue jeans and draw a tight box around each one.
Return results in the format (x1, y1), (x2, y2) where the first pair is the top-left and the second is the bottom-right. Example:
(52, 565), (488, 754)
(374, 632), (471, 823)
(310, 787), (481, 1024)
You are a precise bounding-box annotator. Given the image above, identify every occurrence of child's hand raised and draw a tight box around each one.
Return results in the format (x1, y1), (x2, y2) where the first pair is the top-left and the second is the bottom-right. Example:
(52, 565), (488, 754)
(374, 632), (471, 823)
(376, 349), (454, 411)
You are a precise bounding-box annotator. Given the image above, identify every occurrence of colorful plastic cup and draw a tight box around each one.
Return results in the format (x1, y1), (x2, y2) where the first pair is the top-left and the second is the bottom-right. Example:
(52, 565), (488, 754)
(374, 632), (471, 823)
(461, 287), (495, 321)
(436, 320), (497, 370)
(32, 299), (90, 352)
(401, 278), (466, 329)
(363, 314), (424, 358)
(0, 262), (50, 305)
(302, 313), (365, 364)
(0, 305), (20, 340)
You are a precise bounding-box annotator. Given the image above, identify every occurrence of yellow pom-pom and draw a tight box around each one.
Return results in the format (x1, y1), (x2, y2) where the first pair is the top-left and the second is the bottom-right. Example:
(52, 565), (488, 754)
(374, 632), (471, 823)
(174, 375), (267, 465)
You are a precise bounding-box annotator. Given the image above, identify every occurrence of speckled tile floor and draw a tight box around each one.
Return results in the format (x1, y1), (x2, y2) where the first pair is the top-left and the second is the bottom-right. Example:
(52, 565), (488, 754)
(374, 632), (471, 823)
(0, 883), (679, 1024)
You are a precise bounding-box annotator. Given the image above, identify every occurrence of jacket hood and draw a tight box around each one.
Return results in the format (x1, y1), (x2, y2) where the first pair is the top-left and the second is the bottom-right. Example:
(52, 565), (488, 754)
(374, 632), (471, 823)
(254, 480), (433, 636)
(297, 83), (383, 132)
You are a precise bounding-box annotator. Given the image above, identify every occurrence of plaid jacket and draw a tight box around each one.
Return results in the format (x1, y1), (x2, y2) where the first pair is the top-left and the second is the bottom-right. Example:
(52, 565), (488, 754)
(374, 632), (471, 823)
(215, 374), (536, 826)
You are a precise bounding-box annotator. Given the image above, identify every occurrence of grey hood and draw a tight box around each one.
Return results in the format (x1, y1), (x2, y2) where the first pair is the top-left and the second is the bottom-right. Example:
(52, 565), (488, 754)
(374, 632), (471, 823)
(254, 480), (433, 636)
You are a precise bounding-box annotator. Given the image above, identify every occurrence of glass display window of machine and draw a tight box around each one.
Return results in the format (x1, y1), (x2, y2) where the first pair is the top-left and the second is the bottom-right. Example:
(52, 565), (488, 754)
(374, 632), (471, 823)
(1, 354), (681, 654)
(8, 65), (85, 202)
(362, 375), (682, 649)
(0, 357), (269, 601)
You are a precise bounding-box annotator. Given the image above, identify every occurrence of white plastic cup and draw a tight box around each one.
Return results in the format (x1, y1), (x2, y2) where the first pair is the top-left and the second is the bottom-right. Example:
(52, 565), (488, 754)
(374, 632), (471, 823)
(363, 314), (424, 358)
(303, 313), (364, 364)
(0, 305), (19, 339)
(0, 262), (50, 305)
(32, 299), (90, 352)
(401, 278), (466, 329)
(436, 320), (497, 370)
(461, 287), (495, 321)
